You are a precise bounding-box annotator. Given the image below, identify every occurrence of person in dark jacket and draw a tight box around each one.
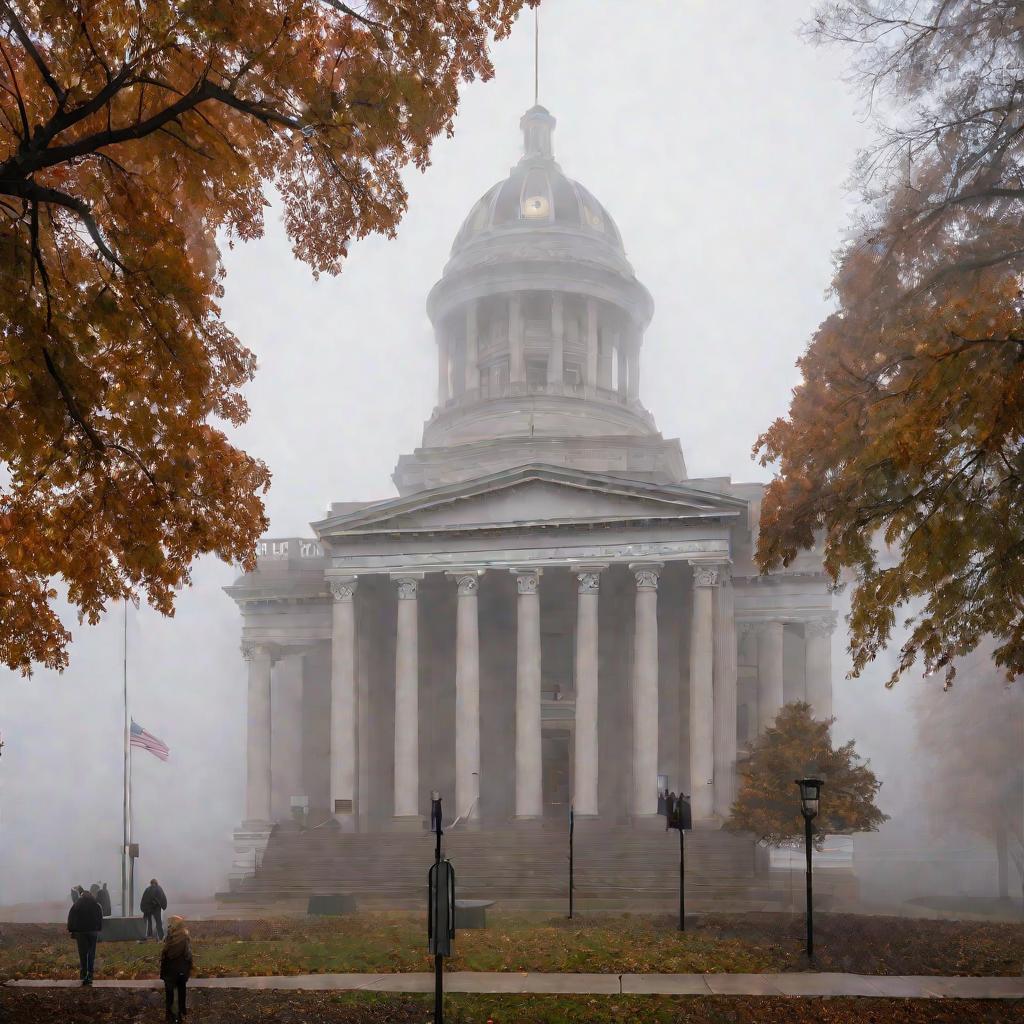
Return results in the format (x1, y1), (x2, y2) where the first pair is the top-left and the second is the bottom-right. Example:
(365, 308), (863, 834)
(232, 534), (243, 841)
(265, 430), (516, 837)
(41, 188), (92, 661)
(97, 882), (112, 917)
(160, 915), (193, 1022)
(67, 885), (103, 984)
(141, 878), (168, 939)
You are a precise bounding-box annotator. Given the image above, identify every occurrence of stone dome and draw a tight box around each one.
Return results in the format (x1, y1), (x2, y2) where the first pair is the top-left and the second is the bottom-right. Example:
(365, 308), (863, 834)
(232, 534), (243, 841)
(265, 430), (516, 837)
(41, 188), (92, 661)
(396, 105), (683, 496)
(450, 106), (624, 255)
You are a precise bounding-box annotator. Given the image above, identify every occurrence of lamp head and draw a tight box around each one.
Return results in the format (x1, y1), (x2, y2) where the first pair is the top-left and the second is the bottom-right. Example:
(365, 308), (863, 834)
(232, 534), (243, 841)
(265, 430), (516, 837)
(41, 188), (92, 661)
(796, 776), (824, 820)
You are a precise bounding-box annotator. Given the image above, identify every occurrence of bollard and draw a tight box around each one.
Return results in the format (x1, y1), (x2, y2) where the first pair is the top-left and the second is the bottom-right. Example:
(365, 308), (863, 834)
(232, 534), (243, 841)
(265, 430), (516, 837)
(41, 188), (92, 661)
(427, 792), (456, 1024)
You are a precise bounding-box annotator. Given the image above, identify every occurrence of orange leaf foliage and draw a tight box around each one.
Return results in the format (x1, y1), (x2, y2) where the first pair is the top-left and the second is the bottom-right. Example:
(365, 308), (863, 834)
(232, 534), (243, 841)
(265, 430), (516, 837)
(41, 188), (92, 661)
(726, 702), (887, 849)
(756, 1), (1024, 687)
(0, 0), (533, 673)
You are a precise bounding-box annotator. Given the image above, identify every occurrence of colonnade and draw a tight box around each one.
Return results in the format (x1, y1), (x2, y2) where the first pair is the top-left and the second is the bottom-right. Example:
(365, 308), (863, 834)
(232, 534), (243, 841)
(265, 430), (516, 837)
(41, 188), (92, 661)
(241, 564), (836, 828)
(436, 294), (641, 403)
(748, 617), (835, 734)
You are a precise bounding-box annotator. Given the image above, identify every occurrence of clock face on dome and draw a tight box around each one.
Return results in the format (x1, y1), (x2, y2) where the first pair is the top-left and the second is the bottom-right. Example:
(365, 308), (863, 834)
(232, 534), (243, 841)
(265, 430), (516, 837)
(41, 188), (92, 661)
(522, 194), (550, 220)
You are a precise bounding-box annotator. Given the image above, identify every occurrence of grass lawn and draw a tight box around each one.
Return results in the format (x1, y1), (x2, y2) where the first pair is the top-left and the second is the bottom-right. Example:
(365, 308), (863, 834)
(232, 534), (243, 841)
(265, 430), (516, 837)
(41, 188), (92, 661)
(1, 911), (1021, 981)
(3, 989), (1023, 1024)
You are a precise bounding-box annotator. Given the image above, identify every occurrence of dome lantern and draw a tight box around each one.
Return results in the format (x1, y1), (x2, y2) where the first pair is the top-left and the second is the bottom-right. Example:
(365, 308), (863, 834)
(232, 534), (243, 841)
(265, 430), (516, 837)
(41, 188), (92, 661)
(520, 104), (556, 163)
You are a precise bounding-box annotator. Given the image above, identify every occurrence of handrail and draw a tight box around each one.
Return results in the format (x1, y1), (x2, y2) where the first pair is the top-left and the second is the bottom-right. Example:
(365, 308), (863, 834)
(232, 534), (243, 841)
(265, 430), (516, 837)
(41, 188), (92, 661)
(447, 797), (479, 831)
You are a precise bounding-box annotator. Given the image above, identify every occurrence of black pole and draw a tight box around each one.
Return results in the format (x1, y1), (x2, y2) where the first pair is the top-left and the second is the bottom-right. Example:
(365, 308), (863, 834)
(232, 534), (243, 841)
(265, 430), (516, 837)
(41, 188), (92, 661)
(431, 795), (444, 1023)
(679, 828), (685, 932)
(804, 815), (814, 959)
(568, 806), (574, 920)
(434, 952), (443, 1023)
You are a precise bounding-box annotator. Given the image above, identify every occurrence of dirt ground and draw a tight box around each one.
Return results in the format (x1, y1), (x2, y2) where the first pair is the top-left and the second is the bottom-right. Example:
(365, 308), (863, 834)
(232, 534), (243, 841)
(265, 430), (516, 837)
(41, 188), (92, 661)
(3, 988), (1024, 1024)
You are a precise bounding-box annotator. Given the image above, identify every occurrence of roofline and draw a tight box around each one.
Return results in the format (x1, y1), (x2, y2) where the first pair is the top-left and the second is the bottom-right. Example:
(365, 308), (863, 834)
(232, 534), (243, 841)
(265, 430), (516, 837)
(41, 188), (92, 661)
(312, 462), (747, 537)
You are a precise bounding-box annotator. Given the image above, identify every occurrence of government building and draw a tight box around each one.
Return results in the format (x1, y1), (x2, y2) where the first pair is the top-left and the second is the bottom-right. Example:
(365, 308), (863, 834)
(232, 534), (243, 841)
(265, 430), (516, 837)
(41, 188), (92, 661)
(225, 107), (836, 899)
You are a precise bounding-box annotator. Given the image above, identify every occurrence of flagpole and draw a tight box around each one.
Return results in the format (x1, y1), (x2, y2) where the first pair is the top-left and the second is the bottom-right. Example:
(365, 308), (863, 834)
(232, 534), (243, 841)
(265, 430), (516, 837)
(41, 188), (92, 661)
(121, 599), (129, 918)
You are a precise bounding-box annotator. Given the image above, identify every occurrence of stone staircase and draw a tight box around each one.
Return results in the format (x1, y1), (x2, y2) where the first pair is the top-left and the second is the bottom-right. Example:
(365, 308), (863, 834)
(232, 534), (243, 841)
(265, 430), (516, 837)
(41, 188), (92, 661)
(218, 821), (805, 912)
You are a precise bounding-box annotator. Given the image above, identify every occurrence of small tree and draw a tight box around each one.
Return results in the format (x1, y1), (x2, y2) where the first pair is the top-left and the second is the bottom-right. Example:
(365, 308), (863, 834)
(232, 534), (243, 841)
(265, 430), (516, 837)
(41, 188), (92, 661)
(727, 702), (888, 849)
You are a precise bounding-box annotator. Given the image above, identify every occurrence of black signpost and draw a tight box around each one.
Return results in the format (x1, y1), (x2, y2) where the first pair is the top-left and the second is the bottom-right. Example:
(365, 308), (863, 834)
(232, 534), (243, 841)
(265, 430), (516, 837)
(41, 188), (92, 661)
(666, 792), (692, 931)
(568, 804), (575, 920)
(428, 792), (455, 1024)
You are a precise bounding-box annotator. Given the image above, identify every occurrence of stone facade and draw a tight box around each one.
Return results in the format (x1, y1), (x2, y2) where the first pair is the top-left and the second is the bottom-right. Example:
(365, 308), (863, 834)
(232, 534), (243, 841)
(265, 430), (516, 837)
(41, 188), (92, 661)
(226, 106), (835, 851)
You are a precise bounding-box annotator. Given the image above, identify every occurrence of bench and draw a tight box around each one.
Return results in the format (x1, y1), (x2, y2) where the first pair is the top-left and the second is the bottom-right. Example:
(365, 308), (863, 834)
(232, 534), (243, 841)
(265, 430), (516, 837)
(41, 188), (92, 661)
(454, 898), (494, 929)
(307, 893), (358, 916)
(97, 917), (147, 942)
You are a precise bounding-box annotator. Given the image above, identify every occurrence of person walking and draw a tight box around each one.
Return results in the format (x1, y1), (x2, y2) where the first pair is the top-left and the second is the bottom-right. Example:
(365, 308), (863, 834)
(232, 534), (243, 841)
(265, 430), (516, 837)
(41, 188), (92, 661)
(141, 878), (168, 939)
(160, 916), (193, 1022)
(67, 885), (103, 985)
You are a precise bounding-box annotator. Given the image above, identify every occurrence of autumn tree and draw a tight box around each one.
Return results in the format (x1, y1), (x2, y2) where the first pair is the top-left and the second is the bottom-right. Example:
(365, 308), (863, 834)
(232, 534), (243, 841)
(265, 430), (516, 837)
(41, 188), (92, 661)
(756, 1), (1024, 686)
(0, 0), (532, 673)
(727, 702), (888, 849)
(915, 644), (1024, 901)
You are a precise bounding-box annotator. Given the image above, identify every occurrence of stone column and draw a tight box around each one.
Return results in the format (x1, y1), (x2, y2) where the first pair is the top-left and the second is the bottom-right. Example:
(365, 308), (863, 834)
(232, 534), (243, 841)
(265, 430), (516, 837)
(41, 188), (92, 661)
(453, 571), (483, 822)
(392, 575), (422, 825)
(270, 651), (305, 821)
(509, 294), (525, 384)
(573, 567), (603, 817)
(437, 333), (450, 405)
(464, 302), (480, 393)
(548, 293), (564, 385)
(598, 334), (613, 390)
(616, 337), (628, 395)
(513, 569), (544, 820)
(804, 617), (835, 722)
(712, 569), (738, 818)
(329, 578), (358, 828)
(627, 341), (640, 400)
(585, 298), (599, 387)
(243, 642), (273, 823)
(689, 564), (718, 822)
(756, 620), (785, 734)
(630, 563), (662, 820)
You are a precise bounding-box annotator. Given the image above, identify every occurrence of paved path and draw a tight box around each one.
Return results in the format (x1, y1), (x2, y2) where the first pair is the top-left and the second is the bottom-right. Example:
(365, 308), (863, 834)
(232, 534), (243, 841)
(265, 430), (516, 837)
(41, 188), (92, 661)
(8, 973), (1024, 999)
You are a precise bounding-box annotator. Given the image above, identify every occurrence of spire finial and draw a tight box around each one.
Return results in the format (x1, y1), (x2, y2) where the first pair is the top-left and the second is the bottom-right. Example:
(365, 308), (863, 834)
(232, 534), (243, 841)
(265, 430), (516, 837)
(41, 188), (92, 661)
(534, 7), (539, 107)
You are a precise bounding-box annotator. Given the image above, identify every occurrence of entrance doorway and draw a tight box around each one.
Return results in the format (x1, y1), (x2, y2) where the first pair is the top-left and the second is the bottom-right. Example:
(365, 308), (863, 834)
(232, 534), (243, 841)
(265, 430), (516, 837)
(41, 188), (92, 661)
(542, 730), (571, 817)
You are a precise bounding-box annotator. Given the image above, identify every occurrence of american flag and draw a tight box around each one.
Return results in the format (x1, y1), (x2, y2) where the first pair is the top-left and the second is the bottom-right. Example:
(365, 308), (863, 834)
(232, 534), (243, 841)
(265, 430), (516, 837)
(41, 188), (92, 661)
(130, 720), (170, 762)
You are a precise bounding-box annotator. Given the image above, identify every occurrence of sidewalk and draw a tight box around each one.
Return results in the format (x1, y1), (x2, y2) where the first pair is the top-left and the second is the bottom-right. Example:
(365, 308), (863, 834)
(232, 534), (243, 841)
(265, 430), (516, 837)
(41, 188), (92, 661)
(8, 972), (1024, 999)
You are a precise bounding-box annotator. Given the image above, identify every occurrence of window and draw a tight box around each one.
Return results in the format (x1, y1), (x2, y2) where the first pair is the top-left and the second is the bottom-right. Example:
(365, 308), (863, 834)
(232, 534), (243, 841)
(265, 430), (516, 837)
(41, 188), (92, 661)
(526, 358), (548, 387)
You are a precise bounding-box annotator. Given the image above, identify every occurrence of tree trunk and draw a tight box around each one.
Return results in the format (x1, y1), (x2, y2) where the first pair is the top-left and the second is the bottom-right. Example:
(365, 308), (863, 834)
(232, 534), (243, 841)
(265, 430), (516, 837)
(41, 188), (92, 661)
(995, 825), (1009, 900)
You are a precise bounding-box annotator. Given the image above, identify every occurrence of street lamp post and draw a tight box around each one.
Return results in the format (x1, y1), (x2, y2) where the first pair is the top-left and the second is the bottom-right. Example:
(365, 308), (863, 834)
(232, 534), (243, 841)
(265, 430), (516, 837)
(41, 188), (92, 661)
(795, 775), (824, 959)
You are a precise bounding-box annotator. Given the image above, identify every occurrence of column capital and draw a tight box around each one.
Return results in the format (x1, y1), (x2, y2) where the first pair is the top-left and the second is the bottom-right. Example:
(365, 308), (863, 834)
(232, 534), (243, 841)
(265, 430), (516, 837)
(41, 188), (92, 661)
(629, 562), (663, 590)
(447, 569), (484, 595)
(804, 614), (838, 638)
(329, 577), (358, 602)
(691, 563), (725, 588)
(241, 641), (276, 663)
(391, 572), (424, 600)
(511, 567), (542, 594)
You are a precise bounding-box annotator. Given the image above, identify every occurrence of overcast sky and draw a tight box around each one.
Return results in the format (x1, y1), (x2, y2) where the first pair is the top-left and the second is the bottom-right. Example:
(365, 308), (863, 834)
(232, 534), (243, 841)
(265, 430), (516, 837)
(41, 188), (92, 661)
(2, 1), (943, 907)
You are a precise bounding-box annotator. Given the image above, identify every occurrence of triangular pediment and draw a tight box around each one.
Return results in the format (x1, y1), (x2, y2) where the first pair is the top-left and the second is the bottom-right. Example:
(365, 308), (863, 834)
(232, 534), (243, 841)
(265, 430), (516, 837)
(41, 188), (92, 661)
(313, 465), (745, 538)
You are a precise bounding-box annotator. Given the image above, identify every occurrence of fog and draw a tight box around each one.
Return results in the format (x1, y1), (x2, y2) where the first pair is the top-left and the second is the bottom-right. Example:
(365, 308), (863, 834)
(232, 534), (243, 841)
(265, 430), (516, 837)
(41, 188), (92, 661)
(1, 0), (1009, 913)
